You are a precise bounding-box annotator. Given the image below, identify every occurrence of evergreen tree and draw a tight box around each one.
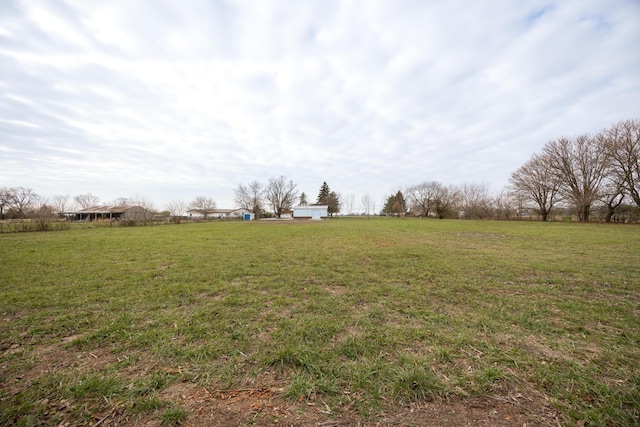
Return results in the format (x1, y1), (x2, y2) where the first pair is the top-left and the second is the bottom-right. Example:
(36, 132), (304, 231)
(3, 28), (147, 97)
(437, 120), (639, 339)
(299, 192), (308, 206)
(383, 191), (407, 216)
(327, 191), (341, 217)
(316, 182), (330, 205)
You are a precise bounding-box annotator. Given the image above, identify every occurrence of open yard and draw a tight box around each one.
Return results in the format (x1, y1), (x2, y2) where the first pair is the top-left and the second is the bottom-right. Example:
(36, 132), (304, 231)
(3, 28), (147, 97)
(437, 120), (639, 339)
(1, 218), (639, 426)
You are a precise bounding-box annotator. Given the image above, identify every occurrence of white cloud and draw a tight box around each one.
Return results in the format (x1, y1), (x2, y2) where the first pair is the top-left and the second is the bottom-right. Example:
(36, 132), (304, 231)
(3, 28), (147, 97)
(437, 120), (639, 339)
(1, 0), (639, 209)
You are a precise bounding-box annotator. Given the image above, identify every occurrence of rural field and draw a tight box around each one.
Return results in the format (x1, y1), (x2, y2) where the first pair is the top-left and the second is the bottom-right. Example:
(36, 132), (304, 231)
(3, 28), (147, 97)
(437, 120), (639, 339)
(0, 218), (638, 426)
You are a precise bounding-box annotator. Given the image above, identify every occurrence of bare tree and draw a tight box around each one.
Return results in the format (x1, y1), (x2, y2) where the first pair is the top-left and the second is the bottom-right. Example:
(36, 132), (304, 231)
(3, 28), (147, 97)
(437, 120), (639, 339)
(189, 196), (216, 219)
(52, 195), (70, 215)
(510, 152), (562, 221)
(605, 118), (640, 207)
(408, 181), (440, 217)
(165, 200), (188, 223)
(455, 182), (492, 219)
(235, 181), (264, 218)
(112, 197), (134, 206)
(344, 193), (356, 215)
(361, 194), (374, 218)
(29, 193), (48, 214)
(543, 134), (609, 222)
(492, 188), (517, 220)
(432, 183), (457, 219)
(265, 176), (298, 218)
(74, 193), (100, 209)
(9, 187), (39, 218)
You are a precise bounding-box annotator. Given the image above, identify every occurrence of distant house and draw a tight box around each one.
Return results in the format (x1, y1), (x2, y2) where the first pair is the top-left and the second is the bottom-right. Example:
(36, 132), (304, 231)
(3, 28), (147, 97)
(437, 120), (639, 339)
(293, 205), (328, 220)
(187, 208), (250, 219)
(63, 205), (149, 221)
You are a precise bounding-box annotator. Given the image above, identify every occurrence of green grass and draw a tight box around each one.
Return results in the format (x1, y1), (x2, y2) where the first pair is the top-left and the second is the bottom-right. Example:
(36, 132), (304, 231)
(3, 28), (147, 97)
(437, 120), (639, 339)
(1, 218), (639, 425)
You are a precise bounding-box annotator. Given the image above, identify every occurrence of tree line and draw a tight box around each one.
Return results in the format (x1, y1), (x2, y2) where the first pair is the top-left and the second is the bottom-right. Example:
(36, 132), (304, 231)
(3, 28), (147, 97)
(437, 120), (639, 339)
(3, 118), (638, 225)
(379, 118), (639, 222)
(0, 179), (344, 223)
(510, 118), (639, 222)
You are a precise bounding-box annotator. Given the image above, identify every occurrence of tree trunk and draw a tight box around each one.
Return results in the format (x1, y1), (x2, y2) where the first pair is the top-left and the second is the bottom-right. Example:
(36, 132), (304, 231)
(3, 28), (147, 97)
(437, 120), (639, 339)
(604, 206), (614, 223)
(578, 203), (591, 222)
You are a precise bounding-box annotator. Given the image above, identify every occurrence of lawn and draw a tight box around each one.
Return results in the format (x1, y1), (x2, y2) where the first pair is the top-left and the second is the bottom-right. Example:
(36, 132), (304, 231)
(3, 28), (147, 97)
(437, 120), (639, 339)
(1, 218), (639, 426)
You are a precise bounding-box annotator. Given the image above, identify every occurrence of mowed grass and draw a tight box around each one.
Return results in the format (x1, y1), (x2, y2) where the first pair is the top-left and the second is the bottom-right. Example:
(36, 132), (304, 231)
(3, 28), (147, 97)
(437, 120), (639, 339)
(1, 218), (639, 425)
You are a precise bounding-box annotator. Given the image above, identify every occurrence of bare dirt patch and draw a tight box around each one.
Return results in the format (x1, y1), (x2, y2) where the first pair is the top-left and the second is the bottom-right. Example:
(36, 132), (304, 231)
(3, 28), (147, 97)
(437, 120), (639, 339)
(149, 379), (563, 426)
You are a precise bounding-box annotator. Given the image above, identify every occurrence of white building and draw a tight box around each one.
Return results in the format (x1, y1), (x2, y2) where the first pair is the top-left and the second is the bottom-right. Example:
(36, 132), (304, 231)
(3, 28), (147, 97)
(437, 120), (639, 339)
(293, 205), (328, 220)
(187, 208), (251, 219)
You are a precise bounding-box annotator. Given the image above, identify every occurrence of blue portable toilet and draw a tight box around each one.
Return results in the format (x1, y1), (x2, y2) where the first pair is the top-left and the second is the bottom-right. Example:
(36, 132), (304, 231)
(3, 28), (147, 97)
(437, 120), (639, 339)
(244, 213), (252, 221)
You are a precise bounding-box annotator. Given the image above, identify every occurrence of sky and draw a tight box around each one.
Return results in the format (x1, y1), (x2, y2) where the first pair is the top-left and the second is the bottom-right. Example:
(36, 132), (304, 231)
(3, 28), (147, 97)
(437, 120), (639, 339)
(1, 0), (639, 212)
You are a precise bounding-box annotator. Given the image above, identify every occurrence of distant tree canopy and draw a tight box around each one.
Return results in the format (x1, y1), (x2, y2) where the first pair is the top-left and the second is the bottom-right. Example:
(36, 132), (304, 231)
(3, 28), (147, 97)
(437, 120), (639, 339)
(299, 192), (308, 206)
(407, 181), (455, 219)
(384, 191), (407, 216)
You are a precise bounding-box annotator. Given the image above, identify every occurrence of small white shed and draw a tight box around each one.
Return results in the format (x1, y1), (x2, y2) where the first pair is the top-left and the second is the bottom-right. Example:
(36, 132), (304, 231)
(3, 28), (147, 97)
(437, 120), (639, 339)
(293, 205), (328, 220)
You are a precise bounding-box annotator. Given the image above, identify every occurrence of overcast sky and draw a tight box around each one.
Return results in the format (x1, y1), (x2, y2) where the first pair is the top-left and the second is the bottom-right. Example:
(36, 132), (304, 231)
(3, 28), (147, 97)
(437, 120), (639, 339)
(1, 0), (639, 211)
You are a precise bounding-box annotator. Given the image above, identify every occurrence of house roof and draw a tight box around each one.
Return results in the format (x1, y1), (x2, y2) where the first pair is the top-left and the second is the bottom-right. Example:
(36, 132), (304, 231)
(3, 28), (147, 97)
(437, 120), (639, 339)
(187, 208), (245, 214)
(64, 205), (145, 214)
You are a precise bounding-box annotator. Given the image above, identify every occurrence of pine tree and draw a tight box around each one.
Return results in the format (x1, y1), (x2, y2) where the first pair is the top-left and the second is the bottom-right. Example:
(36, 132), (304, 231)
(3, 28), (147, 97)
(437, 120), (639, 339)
(316, 182), (330, 205)
(299, 192), (308, 206)
(383, 191), (407, 216)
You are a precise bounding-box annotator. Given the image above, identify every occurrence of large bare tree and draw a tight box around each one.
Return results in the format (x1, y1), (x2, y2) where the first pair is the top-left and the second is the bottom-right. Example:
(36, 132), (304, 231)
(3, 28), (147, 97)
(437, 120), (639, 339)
(189, 196), (216, 219)
(408, 181), (440, 217)
(234, 180), (264, 218)
(543, 134), (609, 222)
(510, 152), (562, 221)
(265, 176), (298, 218)
(9, 187), (39, 218)
(605, 118), (640, 207)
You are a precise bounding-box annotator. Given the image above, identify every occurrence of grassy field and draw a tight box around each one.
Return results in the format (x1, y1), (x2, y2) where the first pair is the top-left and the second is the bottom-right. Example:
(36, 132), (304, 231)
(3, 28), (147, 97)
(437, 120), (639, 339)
(1, 218), (639, 426)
